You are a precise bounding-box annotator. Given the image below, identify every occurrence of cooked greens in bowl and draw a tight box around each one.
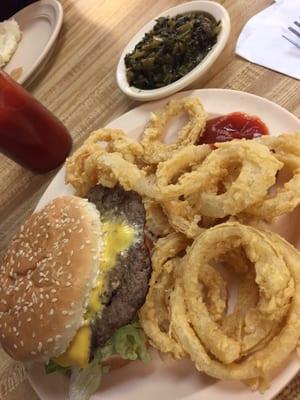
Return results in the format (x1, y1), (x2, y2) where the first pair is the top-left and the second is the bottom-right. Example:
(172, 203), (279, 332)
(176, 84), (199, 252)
(124, 12), (221, 90)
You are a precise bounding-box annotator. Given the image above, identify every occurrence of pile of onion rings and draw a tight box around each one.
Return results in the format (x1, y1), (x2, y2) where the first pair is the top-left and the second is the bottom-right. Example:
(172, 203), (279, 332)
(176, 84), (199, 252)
(140, 223), (300, 388)
(65, 97), (300, 390)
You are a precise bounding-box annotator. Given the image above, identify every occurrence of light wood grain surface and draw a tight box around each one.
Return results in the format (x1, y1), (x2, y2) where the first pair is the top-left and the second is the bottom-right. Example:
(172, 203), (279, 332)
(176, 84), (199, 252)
(1, 0), (300, 399)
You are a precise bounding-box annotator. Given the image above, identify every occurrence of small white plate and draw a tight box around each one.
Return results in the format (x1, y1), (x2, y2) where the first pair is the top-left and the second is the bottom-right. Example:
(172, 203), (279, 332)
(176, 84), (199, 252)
(116, 1), (230, 101)
(3, 0), (63, 86)
(27, 89), (300, 400)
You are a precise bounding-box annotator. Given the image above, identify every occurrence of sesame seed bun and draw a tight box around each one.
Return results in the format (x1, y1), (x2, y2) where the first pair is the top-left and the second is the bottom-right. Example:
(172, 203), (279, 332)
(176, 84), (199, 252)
(0, 196), (103, 362)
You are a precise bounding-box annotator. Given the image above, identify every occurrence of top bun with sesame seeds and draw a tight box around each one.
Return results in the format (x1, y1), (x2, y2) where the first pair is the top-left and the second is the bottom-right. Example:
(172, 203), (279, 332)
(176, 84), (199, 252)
(0, 196), (102, 362)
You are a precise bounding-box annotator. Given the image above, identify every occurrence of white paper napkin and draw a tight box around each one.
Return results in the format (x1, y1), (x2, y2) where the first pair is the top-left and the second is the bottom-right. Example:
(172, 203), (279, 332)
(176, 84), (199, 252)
(235, 0), (300, 80)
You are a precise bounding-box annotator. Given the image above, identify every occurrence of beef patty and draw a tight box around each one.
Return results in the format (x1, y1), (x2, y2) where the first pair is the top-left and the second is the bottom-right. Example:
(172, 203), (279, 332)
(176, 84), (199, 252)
(86, 185), (151, 346)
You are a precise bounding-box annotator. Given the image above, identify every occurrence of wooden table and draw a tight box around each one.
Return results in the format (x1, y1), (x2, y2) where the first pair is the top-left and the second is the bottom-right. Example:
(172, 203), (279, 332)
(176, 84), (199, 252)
(0, 0), (299, 399)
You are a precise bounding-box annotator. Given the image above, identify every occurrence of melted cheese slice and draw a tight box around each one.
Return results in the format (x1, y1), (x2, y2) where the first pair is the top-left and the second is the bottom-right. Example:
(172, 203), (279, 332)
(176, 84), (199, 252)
(55, 326), (91, 368)
(85, 220), (135, 320)
(55, 220), (135, 369)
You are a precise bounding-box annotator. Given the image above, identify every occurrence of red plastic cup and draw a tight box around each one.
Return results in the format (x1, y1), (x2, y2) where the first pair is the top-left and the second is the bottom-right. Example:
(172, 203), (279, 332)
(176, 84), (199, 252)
(0, 71), (72, 173)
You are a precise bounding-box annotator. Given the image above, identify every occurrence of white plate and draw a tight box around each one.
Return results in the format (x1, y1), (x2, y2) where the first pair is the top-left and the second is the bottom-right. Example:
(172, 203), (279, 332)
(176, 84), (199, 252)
(3, 0), (63, 86)
(116, 1), (230, 101)
(28, 89), (300, 400)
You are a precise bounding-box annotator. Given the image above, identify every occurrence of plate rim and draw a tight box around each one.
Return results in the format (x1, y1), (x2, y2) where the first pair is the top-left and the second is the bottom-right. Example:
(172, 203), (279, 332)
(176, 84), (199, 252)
(28, 88), (300, 400)
(109, 88), (300, 124)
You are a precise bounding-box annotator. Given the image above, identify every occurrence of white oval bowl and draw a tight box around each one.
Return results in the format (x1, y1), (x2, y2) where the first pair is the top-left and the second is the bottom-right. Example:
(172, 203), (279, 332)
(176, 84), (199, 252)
(116, 1), (231, 101)
(3, 0), (63, 86)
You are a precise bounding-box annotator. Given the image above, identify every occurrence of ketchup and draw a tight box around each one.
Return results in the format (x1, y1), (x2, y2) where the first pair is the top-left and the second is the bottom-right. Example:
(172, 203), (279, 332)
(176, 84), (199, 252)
(0, 72), (72, 173)
(198, 112), (269, 145)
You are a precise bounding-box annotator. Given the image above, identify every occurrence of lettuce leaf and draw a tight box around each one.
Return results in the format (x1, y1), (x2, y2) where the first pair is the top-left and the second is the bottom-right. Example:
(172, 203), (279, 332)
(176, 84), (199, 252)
(68, 322), (150, 399)
(69, 356), (103, 400)
(55, 322), (150, 400)
(45, 359), (70, 375)
(111, 322), (150, 363)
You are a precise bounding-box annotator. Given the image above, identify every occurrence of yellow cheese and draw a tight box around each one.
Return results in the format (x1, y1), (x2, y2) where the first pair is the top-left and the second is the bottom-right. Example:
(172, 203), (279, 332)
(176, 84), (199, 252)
(55, 326), (91, 368)
(55, 220), (135, 369)
(85, 220), (135, 321)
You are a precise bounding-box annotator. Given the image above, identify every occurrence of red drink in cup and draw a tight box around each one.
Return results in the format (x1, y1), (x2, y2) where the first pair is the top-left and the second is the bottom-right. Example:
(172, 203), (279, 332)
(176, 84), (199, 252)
(0, 72), (72, 173)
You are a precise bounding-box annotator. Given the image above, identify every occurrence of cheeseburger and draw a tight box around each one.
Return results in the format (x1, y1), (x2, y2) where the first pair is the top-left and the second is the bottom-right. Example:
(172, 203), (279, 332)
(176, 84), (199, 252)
(0, 185), (151, 395)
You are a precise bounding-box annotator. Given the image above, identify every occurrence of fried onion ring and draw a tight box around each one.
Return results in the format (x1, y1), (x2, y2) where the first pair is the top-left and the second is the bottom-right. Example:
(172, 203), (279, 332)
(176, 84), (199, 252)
(246, 133), (300, 221)
(156, 140), (281, 236)
(141, 97), (207, 164)
(65, 145), (117, 196)
(65, 128), (144, 195)
(197, 140), (282, 218)
(99, 153), (161, 199)
(183, 223), (293, 363)
(139, 233), (189, 358)
(143, 199), (174, 238)
(162, 199), (204, 239)
(169, 223), (300, 381)
(156, 144), (211, 198)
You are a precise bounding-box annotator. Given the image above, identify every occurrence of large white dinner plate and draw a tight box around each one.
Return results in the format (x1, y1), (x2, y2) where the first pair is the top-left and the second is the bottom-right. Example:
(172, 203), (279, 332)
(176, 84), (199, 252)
(28, 89), (300, 400)
(3, 0), (63, 86)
